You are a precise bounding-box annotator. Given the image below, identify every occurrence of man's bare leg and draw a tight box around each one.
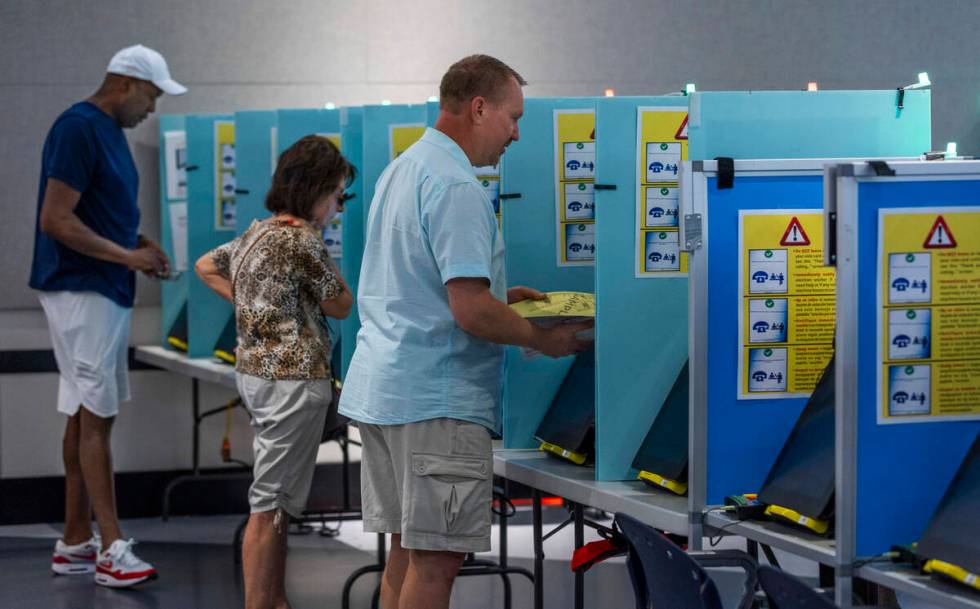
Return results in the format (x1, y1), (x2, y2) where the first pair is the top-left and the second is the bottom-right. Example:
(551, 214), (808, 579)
(242, 509), (291, 609)
(399, 549), (465, 609)
(61, 412), (93, 545)
(381, 534), (410, 609)
(78, 407), (122, 548)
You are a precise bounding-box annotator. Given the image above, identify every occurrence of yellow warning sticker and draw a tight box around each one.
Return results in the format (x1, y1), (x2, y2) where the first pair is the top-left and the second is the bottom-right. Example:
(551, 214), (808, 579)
(877, 208), (980, 423)
(555, 109), (596, 266)
(635, 107), (688, 277)
(738, 210), (836, 398)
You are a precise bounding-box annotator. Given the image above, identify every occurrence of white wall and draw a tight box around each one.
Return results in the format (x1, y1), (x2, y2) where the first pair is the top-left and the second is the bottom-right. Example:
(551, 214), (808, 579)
(2, 0), (979, 476)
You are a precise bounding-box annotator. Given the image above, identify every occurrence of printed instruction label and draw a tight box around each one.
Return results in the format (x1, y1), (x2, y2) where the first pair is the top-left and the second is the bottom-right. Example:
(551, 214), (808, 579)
(214, 121), (236, 231)
(635, 107), (688, 277)
(555, 109), (596, 266)
(738, 211), (835, 399)
(877, 208), (980, 423)
(317, 132), (344, 259)
(389, 124), (426, 161)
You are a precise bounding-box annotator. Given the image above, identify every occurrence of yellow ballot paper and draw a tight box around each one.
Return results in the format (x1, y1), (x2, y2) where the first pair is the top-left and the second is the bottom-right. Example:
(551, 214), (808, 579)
(510, 291), (595, 357)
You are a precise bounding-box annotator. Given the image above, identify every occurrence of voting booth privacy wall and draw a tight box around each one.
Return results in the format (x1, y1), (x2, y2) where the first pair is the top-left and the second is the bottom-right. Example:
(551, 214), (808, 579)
(831, 161), (980, 570)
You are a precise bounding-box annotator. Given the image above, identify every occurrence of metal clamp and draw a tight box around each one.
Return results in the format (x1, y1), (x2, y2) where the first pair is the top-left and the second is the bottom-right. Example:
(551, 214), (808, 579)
(684, 213), (703, 251)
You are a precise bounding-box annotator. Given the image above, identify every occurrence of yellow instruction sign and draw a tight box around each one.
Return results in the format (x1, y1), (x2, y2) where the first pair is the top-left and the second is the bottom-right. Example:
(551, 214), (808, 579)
(738, 210), (835, 398)
(389, 124), (425, 160)
(554, 110), (596, 266)
(635, 107), (688, 277)
(877, 207), (980, 423)
(214, 120), (236, 231)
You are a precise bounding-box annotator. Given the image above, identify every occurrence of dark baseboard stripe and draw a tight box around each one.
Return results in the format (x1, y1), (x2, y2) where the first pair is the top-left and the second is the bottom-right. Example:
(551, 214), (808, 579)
(0, 462), (361, 525)
(0, 348), (161, 374)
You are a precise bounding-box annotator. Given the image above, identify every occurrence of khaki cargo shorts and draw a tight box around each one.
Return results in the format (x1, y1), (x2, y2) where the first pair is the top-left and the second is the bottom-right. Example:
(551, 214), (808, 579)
(358, 417), (493, 553)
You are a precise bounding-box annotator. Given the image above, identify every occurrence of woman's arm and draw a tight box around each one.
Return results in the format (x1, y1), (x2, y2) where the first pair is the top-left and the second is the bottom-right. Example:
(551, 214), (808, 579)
(194, 253), (233, 302)
(319, 256), (353, 319)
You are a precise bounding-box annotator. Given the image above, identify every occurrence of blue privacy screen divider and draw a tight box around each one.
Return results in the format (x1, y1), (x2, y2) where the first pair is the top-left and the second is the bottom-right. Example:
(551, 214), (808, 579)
(840, 167), (980, 556)
(276, 108), (341, 155)
(274, 109), (345, 343)
(691, 90), (931, 504)
(688, 90), (931, 160)
(593, 96), (689, 481)
(361, 104), (428, 223)
(690, 90), (931, 505)
(500, 98), (597, 449)
(426, 100), (438, 126)
(158, 114), (188, 348)
(339, 107), (365, 379)
(185, 114), (235, 358)
(234, 110), (277, 232)
(701, 173), (827, 501)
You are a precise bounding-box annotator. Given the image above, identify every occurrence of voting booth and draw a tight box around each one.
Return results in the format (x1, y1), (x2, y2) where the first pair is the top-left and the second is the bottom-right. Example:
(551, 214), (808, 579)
(829, 159), (980, 604)
(499, 98), (598, 450)
(158, 114), (189, 351)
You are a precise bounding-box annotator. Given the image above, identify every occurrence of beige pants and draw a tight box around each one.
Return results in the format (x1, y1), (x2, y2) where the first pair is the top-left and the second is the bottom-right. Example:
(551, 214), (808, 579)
(236, 373), (331, 518)
(358, 418), (493, 553)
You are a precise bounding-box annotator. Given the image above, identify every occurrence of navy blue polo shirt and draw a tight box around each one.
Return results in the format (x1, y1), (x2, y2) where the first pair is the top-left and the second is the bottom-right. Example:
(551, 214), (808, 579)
(29, 101), (140, 308)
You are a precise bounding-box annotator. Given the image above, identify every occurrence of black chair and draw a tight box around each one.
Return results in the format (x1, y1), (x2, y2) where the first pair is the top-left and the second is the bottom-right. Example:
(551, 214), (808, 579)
(615, 513), (758, 609)
(757, 565), (838, 609)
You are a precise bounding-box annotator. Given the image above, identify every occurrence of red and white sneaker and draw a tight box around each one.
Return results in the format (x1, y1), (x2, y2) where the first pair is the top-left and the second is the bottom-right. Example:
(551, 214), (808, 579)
(94, 539), (157, 588)
(52, 535), (101, 575)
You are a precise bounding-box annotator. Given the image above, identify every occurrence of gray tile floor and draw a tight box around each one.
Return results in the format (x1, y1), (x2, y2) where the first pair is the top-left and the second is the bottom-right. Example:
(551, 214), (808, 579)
(0, 511), (802, 609)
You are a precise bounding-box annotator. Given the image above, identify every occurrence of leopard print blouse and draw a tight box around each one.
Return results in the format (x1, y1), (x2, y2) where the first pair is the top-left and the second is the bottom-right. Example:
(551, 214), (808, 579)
(208, 219), (342, 380)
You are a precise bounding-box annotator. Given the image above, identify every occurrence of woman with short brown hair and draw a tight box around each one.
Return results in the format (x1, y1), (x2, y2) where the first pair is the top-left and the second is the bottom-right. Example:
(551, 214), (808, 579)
(195, 134), (354, 609)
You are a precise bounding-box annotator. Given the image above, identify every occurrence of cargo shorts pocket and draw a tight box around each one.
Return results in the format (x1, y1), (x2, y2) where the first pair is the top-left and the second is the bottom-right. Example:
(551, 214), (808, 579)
(407, 452), (491, 538)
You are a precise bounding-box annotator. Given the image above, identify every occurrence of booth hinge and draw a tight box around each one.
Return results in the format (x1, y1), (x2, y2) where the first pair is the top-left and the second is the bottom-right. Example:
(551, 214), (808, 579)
(593, 184), (617, 191)
(234, 188), (250, 195)
(684, 213), (703, 252)
(827, 211), (838, 265)
(184, 165), (200, 172)
(499, 193), (522, 200)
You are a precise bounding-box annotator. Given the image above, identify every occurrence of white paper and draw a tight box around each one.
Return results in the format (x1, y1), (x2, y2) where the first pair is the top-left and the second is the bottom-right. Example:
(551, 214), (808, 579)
(168, 202), (188, 272)
(163, 131), (187, 200)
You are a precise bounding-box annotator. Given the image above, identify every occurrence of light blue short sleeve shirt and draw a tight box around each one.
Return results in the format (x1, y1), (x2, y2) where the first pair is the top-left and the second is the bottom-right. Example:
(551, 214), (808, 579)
(339, 128), (507, 433)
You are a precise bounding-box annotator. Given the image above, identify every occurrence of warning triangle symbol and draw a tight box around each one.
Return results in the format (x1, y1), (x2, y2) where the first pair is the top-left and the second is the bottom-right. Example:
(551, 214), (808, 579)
(780, 216), (811, 246)
(675, 115), (689, 140)
(924, 215), (957, 249)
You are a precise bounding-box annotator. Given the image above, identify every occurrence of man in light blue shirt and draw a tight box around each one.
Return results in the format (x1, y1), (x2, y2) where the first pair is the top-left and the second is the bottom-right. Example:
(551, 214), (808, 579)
(340, 55), (591, 609)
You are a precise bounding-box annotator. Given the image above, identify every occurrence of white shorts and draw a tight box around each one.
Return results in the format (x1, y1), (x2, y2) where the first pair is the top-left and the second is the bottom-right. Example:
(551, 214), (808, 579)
(38, 291), (132, 418)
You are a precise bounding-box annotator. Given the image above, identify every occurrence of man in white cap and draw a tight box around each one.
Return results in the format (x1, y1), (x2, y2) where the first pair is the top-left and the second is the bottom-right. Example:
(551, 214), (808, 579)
(30, 44), (186, 588)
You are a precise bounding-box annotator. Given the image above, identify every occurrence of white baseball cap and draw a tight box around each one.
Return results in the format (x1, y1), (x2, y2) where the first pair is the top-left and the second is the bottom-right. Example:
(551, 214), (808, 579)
(106, 44), (187, 95)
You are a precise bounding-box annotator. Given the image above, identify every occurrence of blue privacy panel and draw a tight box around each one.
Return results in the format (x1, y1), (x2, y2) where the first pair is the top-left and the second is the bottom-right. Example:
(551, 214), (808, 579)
(234, 110), (277, 232)
(704, 176), (824, 502)
(186, 114), (235, 358)
(276, 108), (341, 154)
(688, 90), (931, 160)
(853, 180), (980, 556)
(361, 104), (428, 224)
(158, 114), (188, 347)
(594, 97), (689, 481)
(500, 98), (597, 449)
(275, 108), (345, 344)
(339, 107), (365, 379)
(426, 99), (439, 126)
